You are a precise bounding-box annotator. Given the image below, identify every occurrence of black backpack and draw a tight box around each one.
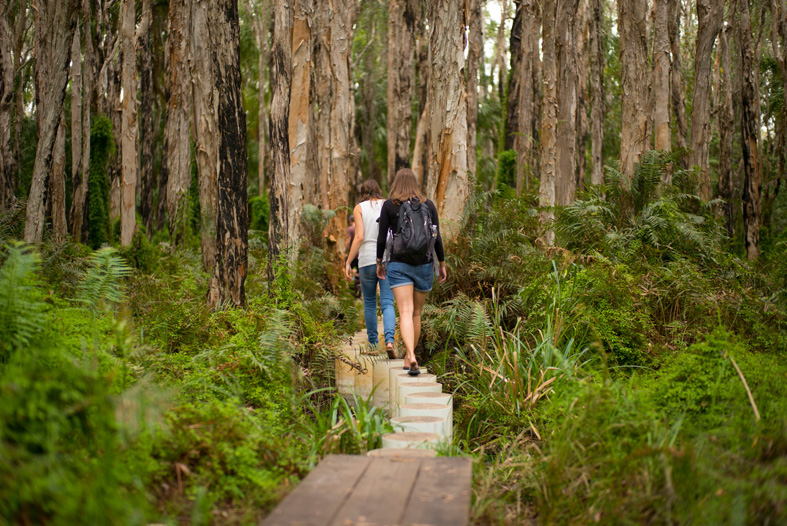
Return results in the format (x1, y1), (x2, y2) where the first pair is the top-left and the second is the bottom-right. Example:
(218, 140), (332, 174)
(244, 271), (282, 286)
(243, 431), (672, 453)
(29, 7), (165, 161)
(392, 199), (436, 264)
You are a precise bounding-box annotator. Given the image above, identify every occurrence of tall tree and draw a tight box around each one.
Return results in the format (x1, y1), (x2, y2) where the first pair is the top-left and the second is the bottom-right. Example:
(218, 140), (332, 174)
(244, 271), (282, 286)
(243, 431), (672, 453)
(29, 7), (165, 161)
(287, 0), (312, 248)
(11, 0), (27, 193)
(70, 28), (82, 217)
(653, 0), (671, 154)
(164, 0), (192, 243)
(425, 0), (469, 236)
(412, 6), (430, 187)
(387, 0), (417, 184)
(539, 0), (558, 245)
(717, 22), (734, 237)
(491, 0), (510, 101)
(246, 0), (270, 199)
(688, 0), (722, 200)
(192, 0), (220, 270)
(0, 1), (14, 211)
(206, 0), (248, 307)
(24, 0), (78, 243)
(50, 116), (67, 239)
(466, 0), (482, 180)
(669, 0), (688, 158)
(139, 0), (155, 235)
(589, 0), (604, 186)
(738, 0), (762, 259)
(617, 0), (651, 179)
(267, 0), (291, 282)
(119, 0), (137, 246)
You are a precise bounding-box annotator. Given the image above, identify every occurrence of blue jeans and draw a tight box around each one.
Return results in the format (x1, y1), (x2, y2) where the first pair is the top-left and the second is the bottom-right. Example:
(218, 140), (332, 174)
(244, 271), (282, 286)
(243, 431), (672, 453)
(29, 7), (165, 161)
(358, 264), (395, 345)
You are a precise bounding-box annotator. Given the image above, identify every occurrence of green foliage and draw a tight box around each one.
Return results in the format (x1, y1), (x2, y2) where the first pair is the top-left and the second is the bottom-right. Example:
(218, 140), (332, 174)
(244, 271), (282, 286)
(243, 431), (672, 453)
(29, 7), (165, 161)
(250, 194), (270, 233)
(301, 204), (336, 249)
(495, 149), (517, 198)
(87, 115), (116, 249)
(0, 244), (47, 360)
(77, 247), (132, 312)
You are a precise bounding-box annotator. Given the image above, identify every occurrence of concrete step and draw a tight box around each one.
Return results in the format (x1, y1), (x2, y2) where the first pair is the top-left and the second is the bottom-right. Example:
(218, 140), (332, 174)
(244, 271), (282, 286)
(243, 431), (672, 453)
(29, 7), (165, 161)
(390, 415), (446, 437)
(405, 391), (453, 407)
(399, 403), (452, 438)
(381, 431), (440, 450)
(397, 381), (442, 410)
(389, 370), (432, 415)
(366, 447), (437, 458)
(371, 358), (405, 409)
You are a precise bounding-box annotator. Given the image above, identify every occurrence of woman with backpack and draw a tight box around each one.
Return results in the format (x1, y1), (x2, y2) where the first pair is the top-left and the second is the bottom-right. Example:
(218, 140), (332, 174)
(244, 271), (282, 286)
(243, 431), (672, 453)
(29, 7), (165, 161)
(376, 168), (447, 375)
(345, 179), (396, 355)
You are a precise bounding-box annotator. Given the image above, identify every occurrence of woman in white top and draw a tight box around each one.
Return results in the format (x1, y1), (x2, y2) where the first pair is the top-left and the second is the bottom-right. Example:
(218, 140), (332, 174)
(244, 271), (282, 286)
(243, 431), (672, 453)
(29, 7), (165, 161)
(345, 179), (396, 356)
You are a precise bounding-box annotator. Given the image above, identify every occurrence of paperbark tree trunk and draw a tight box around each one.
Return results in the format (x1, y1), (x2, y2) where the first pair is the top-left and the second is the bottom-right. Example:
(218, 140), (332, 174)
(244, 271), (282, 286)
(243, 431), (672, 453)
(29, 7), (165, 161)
(688, 0), (722, 200)
(669, 0), (687, 159)
(617, 0), (651, 179)
(192, 0), (219, 270)
(589, 0), (604, 186)
(267, 0), (291, 283)
(71, 0), (93, 242)
(717, 23), (734, 237)
(246, 0), (270, 198)
(139, 0), (155, 235)
(738, 0), (762, 260)
(206, 0), (248, 307)
(492, 0), (510, 102)
(412, 9), (430, 188)
(70, 28), (82, 210)
(0, 2), (14, 211)
(119, 0), (137, 246)
(106, 55), (122, 226)
(287, 0), (312, 250)
(653, 0), (671, 154)
(50, 117), (67, 240)
(327, 0), (356, 259)
(426, 0), (469, 237)
(164, 0), (192, 243)
(387, 0), (417, 184)
(573, 0), (589, 193)
(11, 0), (26, 191)
(539, 0), (558, 245)
(556, 0), (583, 205)
(24, 0), (78, 243)
(466, 0), (482, 180)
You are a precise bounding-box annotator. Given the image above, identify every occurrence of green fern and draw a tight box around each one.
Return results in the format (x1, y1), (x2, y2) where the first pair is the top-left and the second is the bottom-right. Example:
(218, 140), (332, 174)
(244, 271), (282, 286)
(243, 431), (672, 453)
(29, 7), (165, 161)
(0, 244), (47, 359)
(77, 247), (132, 311)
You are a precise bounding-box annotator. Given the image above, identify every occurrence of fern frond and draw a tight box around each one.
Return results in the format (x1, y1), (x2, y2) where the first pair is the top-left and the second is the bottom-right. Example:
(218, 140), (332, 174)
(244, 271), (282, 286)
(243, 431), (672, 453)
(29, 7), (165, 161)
(0, 244), (47, 358)
(77, 247), (132, 311)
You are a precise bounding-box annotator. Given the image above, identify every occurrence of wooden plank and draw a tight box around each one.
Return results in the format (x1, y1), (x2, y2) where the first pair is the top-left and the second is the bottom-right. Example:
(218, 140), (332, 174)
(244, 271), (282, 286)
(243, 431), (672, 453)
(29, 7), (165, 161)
(329, 457), (422, 526)
(260, 455), (371, 526)
(399, 457), (473, 526)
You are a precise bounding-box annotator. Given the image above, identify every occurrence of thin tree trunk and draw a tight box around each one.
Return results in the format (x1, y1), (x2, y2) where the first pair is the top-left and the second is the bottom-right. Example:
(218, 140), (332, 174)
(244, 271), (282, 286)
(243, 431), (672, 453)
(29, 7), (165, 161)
(653, 0), (671, 154)
(414, 6), (430, 189)
(617, 0), (651, 179)
(165, 0), (192, 243)
(589, 0), (604, 185)
(426, 0), (469, 237)
(327, 0), (356, 258)
(0, 1), (14, 211)
(50, 116), (67, 240)
(574, 0), (589, 193)
(71, 0), (93, 242)
(12, 0), (26, 193)
(555, 0), (582, 205)
(24, 0), (78, 244)
(411, 102), (429, 188)
(738, 0), (762, 260)
(119, 0), (137, 246)
(688, 0), (722, 200)
(539, 0), (558, 245)
(287, 0), (312, 250)
(139, 0), (154, 235)
(492, 0), (510, 102)
(312, 5), (331, 210)
(206, 0), (247, 307)
(669, 0), (688, 163)
(718, 23), (734, 237)
(192, 0), (219, 270)
(267, 0), (291, 283)
(246, 0), (270, 198)
(387, 0), (417, 184)
(466, 0), (481, 180)
(106, 53), (122, 226)
(506, 0), (523, 151)
(70, 27), (82, 211)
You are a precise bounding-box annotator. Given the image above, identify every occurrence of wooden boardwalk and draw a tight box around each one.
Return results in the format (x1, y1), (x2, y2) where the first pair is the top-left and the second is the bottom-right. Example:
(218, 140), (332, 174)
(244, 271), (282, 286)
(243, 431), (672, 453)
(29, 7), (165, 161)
(260, 454), (473, 526)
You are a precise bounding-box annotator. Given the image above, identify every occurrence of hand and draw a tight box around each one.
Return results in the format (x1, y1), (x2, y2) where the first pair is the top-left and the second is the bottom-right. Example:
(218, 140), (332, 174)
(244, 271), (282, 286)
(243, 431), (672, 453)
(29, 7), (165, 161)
(376, 263), (386, 280)
(345, 263), (354, 280)
(438, 262), (447, 283)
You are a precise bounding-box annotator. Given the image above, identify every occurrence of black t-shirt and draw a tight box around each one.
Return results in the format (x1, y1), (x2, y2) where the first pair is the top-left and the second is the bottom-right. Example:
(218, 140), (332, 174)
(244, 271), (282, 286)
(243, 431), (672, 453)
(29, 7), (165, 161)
(376, 198), (445, 265)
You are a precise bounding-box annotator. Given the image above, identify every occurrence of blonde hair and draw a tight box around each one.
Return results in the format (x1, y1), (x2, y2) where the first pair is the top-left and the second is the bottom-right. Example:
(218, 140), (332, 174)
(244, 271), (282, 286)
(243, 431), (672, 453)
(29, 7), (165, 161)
(388, 168), (426, 205)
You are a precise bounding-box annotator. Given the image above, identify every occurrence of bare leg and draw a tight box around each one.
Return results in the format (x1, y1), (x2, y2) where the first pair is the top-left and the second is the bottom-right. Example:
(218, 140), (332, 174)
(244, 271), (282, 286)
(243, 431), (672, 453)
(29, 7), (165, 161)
(412, 290), (428, 353)
(392, 285), (416, 367)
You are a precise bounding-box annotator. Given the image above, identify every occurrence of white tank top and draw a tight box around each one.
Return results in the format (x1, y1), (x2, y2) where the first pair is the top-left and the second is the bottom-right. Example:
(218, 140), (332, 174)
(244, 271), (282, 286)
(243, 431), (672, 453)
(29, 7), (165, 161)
(358, 199), (384, 268)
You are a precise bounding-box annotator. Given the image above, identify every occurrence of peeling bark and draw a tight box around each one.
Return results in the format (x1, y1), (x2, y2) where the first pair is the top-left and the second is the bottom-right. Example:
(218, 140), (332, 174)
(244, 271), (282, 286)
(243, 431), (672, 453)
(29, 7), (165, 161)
(539, 0), (558, 245)
(617, 0), (651, 179)
(669, 0), (688, 164)
(0, 1), (14, 211)
(387, 0), (417, 183)
(718, 23), (734, 237)
(589, 0), (604, 186)
(24, 0), (78, 243)
(425, 0), (469, 237)
(653, 0), (671, 154)
(466, 0), (481, 180)
(139, 0), (155, 235)
(50, 117), (67, 240)
(71, 0), (94, 242)
(688, 0), (722, 200)
(164, 0), (192, 243)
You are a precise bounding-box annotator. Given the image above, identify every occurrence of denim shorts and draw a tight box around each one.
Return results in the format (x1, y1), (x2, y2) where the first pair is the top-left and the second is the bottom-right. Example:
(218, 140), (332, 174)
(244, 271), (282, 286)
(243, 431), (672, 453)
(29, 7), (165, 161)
(386, 261), (434, 292)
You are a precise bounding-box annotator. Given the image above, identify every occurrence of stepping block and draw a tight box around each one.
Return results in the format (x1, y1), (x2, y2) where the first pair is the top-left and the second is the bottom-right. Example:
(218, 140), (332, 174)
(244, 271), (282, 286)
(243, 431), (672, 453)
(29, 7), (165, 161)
(372, 359), (405, 409)
(389, 369), (430, 415)
(397, 381), (442, 411)
(381, 431), (440, 450)
(399, 403), (452, 438)
(334, 347), (358, 401)
(353, 352), (377, 401)
(391, 415), (446, 437)
(405, 391), (453, 407)
(366, 447), (436, 458)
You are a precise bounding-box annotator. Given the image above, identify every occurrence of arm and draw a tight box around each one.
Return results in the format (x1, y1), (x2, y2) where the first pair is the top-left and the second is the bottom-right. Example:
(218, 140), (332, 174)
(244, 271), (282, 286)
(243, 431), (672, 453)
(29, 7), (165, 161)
(376, 201), (392, 279)
(344, 205), (364, 279)
(428, 200), (447, 282)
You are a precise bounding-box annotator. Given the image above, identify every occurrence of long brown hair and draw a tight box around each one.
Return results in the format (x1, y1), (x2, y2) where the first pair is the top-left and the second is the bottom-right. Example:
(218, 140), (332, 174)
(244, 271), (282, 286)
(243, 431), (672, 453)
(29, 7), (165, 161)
(388, 168), (426, 205)
(358, 179), (384, 201)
